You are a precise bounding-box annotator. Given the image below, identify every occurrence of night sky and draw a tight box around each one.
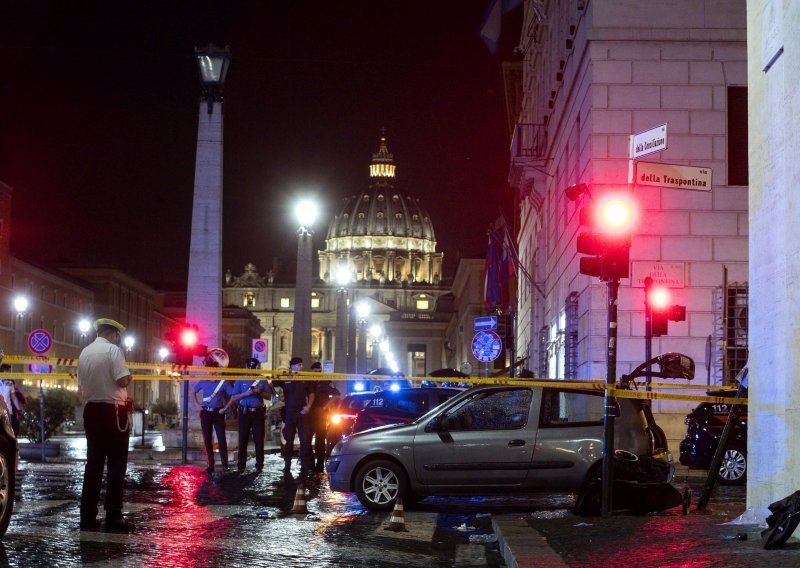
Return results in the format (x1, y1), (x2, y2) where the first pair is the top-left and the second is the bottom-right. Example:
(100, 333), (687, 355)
(0, 1), (512, 286)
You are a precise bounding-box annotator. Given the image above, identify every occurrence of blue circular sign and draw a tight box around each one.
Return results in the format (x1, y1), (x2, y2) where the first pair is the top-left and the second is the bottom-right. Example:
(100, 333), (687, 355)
(471, 330), (502, 363)
(28, 329), (53, 355)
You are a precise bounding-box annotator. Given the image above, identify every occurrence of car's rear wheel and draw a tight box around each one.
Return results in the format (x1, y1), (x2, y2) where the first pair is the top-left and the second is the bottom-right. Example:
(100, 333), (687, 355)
(718, 444), (747, 485)
(354, 459), (407, 511)
(0, 437), (15, 537)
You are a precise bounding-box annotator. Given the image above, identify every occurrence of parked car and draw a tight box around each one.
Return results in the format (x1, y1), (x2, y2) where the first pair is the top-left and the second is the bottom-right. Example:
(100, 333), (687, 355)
(422, 368), (471, 388)
(352, 387), (462, 434)
(679, 388), (748, 485)
(328, 382), (677, 512)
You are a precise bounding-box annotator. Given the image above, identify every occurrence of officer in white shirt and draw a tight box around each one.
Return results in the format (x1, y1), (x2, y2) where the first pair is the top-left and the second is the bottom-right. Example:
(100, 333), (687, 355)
(77, 318), (134, 533)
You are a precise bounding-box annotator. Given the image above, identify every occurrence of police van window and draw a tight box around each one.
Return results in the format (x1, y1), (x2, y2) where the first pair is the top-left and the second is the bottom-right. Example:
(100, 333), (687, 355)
(394, 392), (428, 414)
(443, 389), (531, 431)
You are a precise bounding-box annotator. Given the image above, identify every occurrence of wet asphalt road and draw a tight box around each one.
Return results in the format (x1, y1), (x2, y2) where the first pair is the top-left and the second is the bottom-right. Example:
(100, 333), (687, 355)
(4, 453), (747, 567)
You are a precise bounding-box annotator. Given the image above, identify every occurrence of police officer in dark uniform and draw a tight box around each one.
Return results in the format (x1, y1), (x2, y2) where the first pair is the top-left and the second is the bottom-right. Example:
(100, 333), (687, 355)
(221, 358), (270, 473)
(274, 356), (315, 477)
(309, 362), (341, 472)
(193, 358), (233, 473)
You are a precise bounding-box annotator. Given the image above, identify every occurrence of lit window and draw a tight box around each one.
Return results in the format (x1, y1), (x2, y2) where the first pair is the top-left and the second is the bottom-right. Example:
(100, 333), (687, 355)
(280, 297), (290, 308)
(416, 299), (430, 310)
(244, 292), (256, 307)
(311, 297), (320, 308)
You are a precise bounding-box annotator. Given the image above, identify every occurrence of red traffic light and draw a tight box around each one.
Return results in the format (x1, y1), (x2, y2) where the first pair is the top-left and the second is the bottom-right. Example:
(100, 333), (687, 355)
(649, 288), (671, 309)
(180, 326), (199, 348)
(576, 192), (637, 280)
(649, 289), (686, 337)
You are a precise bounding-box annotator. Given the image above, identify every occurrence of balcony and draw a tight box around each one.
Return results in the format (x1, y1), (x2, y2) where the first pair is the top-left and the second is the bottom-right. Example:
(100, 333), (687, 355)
(510, 123), (547, 160)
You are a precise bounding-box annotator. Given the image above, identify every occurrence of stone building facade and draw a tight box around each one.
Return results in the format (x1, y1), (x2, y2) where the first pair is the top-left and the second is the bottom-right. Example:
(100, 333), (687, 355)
(508, 0), (748, 443)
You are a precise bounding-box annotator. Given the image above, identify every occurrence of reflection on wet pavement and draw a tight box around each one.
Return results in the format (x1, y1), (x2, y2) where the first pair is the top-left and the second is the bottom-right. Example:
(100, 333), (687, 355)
(8, 455), (507, 567)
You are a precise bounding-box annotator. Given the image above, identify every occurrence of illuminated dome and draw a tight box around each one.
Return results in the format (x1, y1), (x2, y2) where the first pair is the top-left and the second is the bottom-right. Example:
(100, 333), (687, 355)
(320, 133), (443, 284)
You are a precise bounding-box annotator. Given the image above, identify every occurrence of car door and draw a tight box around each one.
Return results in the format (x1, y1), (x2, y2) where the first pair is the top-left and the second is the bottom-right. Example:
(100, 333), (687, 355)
(413, 387), (535, 486)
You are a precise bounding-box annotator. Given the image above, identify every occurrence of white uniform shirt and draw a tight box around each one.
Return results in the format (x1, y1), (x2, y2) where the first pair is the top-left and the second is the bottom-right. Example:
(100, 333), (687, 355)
(77, 337), (130, 403)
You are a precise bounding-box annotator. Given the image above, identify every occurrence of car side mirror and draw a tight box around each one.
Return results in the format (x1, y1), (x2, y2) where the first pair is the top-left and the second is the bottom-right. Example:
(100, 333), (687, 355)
(425, 417), (440, 433)
(657, 352), (695, 380)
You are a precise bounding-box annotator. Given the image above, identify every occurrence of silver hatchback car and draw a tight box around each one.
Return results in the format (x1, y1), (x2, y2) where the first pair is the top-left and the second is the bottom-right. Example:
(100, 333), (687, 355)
(328, 382), (674, 511)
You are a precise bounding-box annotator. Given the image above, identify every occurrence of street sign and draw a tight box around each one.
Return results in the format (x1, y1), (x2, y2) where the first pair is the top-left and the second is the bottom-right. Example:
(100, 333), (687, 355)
(631, 123), (667, 159)
(251, 338), (268, 364)
(631, 261), (686, 288)
(28, 329), (53, 355)
(635, 161), (712, 191)
(471, 330), (503, 363)
(474, 316), (497, 331)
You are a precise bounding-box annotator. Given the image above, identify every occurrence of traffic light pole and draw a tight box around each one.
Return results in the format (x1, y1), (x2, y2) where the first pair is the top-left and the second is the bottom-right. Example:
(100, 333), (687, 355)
(181, 378), (189, 465)
(601, 278), (620, 517)
(644, 277), (653, 392)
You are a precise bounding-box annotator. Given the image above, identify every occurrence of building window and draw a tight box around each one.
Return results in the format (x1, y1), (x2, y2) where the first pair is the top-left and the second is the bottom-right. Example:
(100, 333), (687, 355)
(711, 283), (748, 385)
(280, 297), (290, 308)
(547, 311), (566, 379)
(280, 335), (287, 352)
(311, 293), (320, 309)
(416, 299), (430, 310)
(244, 292), (256, 308)
(728, 86), (748, 186)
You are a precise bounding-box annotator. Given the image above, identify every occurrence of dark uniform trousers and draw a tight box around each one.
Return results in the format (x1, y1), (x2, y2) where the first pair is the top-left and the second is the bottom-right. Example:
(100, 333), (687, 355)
(80, 402), (130, 522)
(283, 408), (313, 471)
(237, 406), (265, 470)
(200, 409), (228, 468)
(310, 409), (328, 468)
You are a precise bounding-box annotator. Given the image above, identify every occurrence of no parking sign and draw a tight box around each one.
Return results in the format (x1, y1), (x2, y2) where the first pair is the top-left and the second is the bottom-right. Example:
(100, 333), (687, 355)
(28, 329), (53, 355)
(252, 338), (268, 364)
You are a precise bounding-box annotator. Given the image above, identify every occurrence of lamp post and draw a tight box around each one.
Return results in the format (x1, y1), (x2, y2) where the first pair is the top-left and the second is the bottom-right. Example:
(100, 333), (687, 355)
(356, 301), (370, 374)
(184, 43), (231, 465)
(334, 266), (351, 373)
(292, 199), (317, 365)
(78, 319), (91, 346)
(12, 296), (29, 367)
(369, 324), (383, 369)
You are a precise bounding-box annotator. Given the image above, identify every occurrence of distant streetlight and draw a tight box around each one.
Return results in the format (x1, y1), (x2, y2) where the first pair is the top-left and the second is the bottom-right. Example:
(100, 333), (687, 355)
(78, 319), (91, 336)
(292, 198), (317, 365)
(334, 266), (351, 373)
(356, 301), (370, 374)
(158, 347), (169, 361)
(123, 336), (135, 352)
(13, 296), (28, 316)
(12, 296), (29, 362)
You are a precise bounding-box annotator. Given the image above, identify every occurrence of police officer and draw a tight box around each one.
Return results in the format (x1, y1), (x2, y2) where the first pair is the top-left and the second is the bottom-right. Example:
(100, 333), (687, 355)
(221, 358), (270, 473)
(309, 362), (340, 472)
(77, 318), (134, 532)
(274, 357), (315, 477)
(193, 358), (232, 473)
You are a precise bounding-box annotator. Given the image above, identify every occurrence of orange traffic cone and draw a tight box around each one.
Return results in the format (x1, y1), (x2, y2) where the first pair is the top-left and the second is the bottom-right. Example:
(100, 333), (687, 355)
(291, 483), (308, 513)
(384, 497), (408, 532)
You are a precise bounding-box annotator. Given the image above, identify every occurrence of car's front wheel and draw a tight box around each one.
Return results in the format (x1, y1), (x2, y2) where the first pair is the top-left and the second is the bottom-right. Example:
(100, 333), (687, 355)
(718, 444), (747, 485)
(354, 459), (407, 511)
(0, 437), (15, 537)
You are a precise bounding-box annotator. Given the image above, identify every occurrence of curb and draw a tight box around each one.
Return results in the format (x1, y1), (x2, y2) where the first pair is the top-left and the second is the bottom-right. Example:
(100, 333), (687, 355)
(491, 515), (568, 568)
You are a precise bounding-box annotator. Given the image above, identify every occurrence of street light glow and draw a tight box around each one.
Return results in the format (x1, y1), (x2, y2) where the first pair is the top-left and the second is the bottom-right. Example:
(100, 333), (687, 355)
(295, 199), (318, 228)
(78, 319), (91, 334)
(13, 296), (29, 314)
(158, 347), (169, 360)
(369, 325), (382, 338)
(123, 336), (136, 350)
(335, 266), (352, 287)
(356, 301), (370, 319)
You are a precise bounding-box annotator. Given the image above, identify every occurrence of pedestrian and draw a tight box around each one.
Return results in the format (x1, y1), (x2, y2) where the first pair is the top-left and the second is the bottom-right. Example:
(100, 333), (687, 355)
(309, 362), (340, 472)
(221, 358), (270, 473)
(0, 364), (25, 436)
(77, 318), (134, 532)
(273, 356), (315, 477)
(193, 357), (233, 473)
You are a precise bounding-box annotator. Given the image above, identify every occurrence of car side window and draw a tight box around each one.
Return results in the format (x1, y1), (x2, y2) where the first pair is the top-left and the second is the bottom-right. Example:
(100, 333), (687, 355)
(540, 389), (604, 427)
(443, 389), (532, 431)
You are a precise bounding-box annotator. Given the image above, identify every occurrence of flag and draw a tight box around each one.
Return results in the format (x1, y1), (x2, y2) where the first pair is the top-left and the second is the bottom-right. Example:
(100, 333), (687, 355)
(479, 0), (523, 54)
(484, 217), (517, 309)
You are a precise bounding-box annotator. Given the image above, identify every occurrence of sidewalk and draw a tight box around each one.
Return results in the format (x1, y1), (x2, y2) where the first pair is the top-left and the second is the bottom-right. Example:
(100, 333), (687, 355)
(492, 489), (800, 568)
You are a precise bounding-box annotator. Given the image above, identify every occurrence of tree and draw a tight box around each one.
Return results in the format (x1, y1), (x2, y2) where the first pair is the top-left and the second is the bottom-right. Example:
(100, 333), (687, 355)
(21, 389), (80, 444)
(149, 400), (179, 423)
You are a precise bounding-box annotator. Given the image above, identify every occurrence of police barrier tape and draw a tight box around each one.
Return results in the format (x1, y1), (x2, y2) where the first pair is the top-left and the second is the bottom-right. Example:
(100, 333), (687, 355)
(3, 354), (746, 405)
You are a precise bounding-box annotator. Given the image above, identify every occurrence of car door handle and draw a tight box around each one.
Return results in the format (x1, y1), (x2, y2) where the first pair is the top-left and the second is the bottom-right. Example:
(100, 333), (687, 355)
(508, 439), (526, 447)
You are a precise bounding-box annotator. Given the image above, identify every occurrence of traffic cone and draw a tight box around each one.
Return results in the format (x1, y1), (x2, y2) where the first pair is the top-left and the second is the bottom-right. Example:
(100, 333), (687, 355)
(384, 498), (408, 532)
(291, 483), (308, 513)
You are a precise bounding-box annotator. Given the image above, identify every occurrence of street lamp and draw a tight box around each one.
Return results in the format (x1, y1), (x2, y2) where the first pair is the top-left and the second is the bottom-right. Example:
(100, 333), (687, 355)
(183, 44), (231, 464)
(78, 319), (91, 339)
(158, 347), (169, 361)
(356, 301), (370, 374)
(12, 296), (29, 366)
(292, 198), (318, 365)
(369, 324), (383, 368)
(123, 335), (135, 352)
(334, 266), (351, 373)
